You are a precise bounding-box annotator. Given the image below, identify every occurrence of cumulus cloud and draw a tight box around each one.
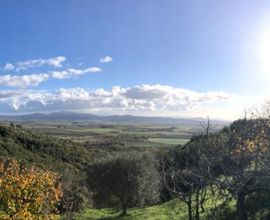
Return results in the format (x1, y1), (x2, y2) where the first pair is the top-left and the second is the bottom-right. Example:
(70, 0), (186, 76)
(51, 71), (70, 79)
(0, 85), (240, 119)
(15, 56), (66, 71)
(0, 74), (49, 88)
(122, 85), (234, 102)
(100, 56), (113, 63)
(0, 90), (46, 101)
(46, 56), (66, 68)
(68, 67), (101, 75)
(3, 63), (15, 71)
(52, 67), (101, 79)
(0, 56), (103, 88)
(0, 91), (24, 99)
(0, 65), (101, 87)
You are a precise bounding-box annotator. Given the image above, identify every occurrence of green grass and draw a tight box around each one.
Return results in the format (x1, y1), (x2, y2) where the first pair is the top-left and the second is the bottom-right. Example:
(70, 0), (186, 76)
(64, 128), (121, 134)
(148, 138), (189, 145)
(61, 200), (188, 220)
(63, 196), (237, 220)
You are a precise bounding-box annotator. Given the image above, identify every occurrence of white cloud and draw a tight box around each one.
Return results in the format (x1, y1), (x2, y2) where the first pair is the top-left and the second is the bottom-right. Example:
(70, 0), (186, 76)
(51, 71), (70, 79)
(100, 56), (113, 63)
(15, 56), (66, 71)
(68, 67), (101, 75)
(122, 85), (235, 103)
(0, 74), (49, 88)
(46, 56), (66, 68)
(0, 65), (101, 87)
(56, 88), (90, 100)
(3, 63), (15, 71)
(0, 85), (243, 120)
(0, 91), (25, 99)
(52, 67), (101, 79)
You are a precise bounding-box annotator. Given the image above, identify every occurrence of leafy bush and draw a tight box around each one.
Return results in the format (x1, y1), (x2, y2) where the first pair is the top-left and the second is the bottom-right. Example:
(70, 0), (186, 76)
(0, 159), (62, 220)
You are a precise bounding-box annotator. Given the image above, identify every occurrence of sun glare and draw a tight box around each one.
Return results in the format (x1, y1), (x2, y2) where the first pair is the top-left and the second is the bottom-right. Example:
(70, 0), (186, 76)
(259, 28), (270, 75)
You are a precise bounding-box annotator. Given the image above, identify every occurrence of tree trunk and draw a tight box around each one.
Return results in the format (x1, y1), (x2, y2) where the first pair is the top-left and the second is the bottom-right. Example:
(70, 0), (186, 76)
(187, 201), (192, 220)
(195, 189), (200, 220)
(200, 188), (206, 213)
(200, 201), (205, 213)
(236, 192), (247, 220)
(186, 189), (193, 220)
(121, 204), (127, 216)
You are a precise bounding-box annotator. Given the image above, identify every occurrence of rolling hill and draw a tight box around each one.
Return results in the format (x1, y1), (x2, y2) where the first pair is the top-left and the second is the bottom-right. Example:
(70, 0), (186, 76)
(0, 111), (230, 125)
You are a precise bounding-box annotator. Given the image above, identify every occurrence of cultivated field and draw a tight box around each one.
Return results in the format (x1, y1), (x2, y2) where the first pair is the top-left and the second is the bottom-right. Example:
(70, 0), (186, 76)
(13, 121), (223, 148)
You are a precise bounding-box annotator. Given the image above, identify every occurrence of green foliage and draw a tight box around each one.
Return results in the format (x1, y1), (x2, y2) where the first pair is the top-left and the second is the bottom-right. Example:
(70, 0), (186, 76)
(0, 123), (105, 214)
(86, 152), (161, 215)
(163, 119), (270, 220)
(60, 168), (90, 219)
(3, 117), (270, 220)
(0, 123), (106, 171)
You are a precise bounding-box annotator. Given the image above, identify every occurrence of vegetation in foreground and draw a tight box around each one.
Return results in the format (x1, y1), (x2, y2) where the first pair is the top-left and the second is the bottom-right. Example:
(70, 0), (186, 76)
(87, 153), (160, 216)
(1, 104), (270, 220)
(0, 159), (62, 220)
(64, 196), (234, 220)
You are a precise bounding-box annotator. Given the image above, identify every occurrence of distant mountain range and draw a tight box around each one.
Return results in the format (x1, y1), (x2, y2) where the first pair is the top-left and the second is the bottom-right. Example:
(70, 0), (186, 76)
(0, 111), (230, 125)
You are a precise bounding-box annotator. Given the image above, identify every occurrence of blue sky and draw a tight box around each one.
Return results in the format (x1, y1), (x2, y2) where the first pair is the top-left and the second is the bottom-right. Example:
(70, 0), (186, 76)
(1, 0), (270, 119)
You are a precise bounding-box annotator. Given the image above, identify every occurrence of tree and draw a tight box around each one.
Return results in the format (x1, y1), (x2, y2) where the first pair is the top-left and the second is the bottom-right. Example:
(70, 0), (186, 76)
(164, 112), (270, 220)
(215, 118), (270, 220)
(191, 116), (270, 220)
(163, 130), (228, 220)
(162, 116), (229, 220)
(193, 115), (270, 220)
(0, 159), (62, 220)
(86, 153), (160, 215)
(60, 168), (89, 220)
(199, 116), (218, 138)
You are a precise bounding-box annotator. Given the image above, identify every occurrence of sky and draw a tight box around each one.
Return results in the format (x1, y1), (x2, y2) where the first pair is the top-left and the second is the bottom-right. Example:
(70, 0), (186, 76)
(1, 0), (270, 120)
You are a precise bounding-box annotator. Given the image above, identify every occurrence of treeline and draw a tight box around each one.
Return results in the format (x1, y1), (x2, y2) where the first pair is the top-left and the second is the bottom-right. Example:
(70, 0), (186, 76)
(1, 110), (270, 220)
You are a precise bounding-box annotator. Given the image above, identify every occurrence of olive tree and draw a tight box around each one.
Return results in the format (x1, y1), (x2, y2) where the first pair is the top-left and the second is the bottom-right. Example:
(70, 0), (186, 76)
(86, 152), (161, 215)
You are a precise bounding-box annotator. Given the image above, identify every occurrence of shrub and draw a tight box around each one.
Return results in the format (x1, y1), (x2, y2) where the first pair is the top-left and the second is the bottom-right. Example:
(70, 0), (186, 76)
(0, 159), (62, 220)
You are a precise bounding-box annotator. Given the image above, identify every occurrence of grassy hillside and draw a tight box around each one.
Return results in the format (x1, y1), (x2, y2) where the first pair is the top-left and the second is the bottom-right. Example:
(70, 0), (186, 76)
(68, 194), (270, 220)
(0, 122), (157, 171)
(62, 198), (237, 220)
